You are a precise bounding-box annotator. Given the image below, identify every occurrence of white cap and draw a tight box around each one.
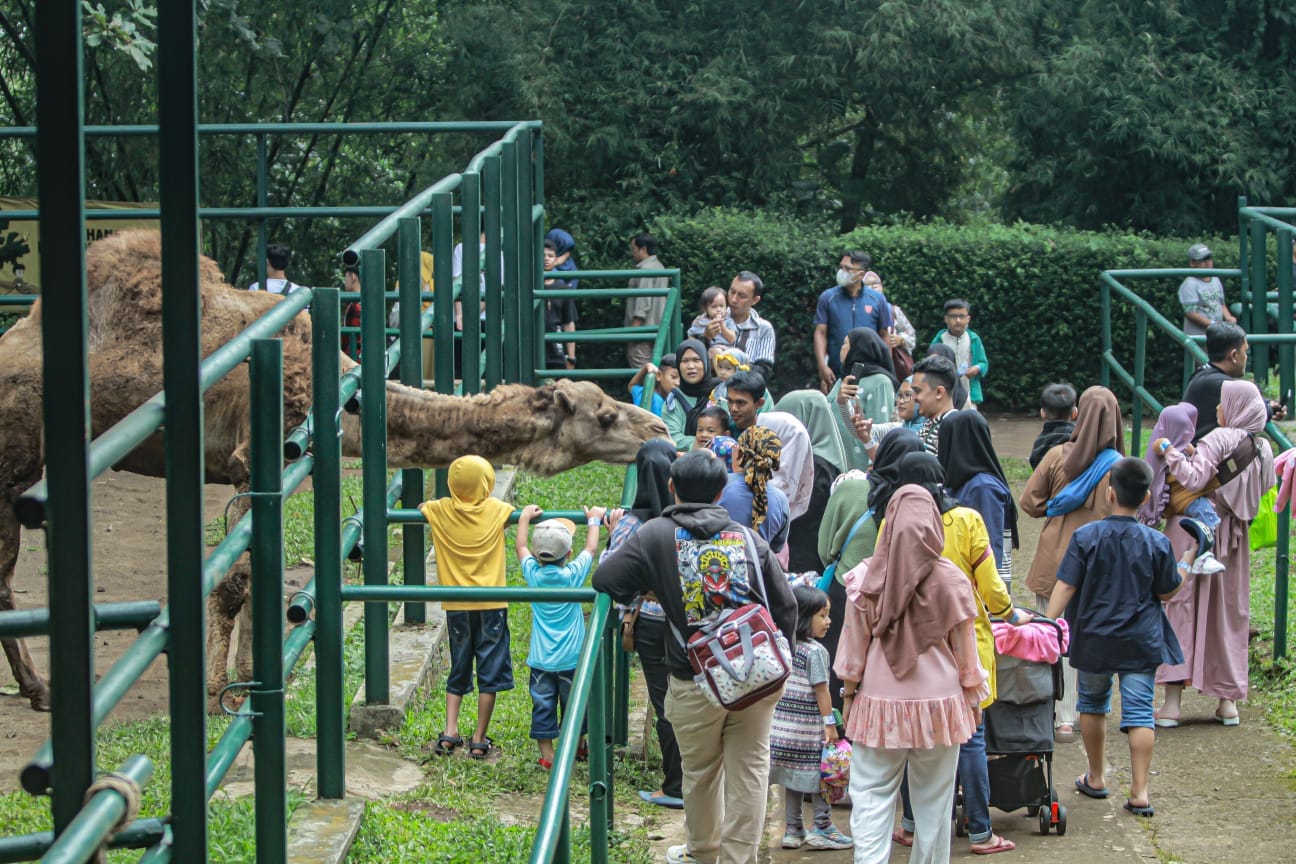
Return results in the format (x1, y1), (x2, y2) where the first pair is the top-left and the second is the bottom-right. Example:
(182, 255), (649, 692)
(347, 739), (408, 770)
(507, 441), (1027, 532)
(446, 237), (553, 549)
(531, 518), (575, 563)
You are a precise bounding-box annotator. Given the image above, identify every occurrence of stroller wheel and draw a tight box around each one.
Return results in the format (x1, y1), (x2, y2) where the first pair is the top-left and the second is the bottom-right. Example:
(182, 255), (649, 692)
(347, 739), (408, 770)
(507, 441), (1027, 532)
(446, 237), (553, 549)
(1056, 804), (1068, 836)
(1038, 807), (1051, 835)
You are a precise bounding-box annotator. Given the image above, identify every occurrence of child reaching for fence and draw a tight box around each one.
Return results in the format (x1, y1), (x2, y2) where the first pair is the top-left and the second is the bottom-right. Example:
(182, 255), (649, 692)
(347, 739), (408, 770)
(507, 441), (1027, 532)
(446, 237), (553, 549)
(421, 455), (516, 760)
(768, 585), (854, 851)
(516, 504), (607, 769)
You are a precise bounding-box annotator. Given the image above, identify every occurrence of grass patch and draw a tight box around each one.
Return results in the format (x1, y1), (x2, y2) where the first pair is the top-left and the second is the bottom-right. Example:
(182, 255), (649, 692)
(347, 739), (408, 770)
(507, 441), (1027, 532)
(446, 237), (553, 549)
(1248, 536), (1296, 739)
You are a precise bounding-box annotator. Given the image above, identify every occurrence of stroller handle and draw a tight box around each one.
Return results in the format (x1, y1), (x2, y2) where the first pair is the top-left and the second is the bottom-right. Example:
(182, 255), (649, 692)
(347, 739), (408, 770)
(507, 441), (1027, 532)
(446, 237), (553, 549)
(990, 609), (1068, 657)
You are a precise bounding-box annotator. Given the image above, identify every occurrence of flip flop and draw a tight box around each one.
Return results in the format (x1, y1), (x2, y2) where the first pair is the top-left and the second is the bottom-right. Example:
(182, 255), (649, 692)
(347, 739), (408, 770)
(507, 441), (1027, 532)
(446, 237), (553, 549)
(971, 835), (1016, 855)
(1075, 773), (1110, 799)
(638, 790), (684, 809)
(1124, 800), (1155, 818)
(891, 830), (913, 848)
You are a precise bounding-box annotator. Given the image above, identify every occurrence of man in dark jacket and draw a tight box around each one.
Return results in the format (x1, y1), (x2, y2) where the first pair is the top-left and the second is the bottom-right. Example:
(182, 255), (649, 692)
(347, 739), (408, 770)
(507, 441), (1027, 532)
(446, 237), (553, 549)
(1182, 322), (1284, 441)
(594, 450), (796, 864)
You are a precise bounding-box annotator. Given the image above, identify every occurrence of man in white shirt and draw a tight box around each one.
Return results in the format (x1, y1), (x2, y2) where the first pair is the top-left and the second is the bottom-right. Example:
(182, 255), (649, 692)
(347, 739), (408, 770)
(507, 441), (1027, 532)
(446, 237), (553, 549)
(247, 242), (298, 294)
(1178, 243), (1236, 335)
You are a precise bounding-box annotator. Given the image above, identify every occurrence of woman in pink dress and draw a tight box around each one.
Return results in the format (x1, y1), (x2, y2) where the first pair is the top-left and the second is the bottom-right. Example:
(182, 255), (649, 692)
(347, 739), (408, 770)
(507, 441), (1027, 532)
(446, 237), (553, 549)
(1155, 380), (1275, 726)
(836, 486), (987, 864)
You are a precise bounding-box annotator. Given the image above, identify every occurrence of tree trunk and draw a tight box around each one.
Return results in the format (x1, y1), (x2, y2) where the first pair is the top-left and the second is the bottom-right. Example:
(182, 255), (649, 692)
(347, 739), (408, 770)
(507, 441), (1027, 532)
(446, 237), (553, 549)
(838, 121), (878, 234)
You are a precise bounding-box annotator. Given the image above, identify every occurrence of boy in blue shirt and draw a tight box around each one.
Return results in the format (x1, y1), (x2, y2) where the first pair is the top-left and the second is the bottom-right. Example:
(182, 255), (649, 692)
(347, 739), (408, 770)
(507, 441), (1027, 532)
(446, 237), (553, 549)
(516, 503), (607, 768)
(1046, 457), (1188, 818)
(626, 355), (679, 416)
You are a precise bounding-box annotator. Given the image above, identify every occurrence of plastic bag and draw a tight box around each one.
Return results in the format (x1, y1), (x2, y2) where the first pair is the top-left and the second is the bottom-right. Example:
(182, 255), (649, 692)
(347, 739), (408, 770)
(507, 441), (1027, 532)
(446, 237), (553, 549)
(1250, 486), (1278, 551)
(819, 739), (852, 805)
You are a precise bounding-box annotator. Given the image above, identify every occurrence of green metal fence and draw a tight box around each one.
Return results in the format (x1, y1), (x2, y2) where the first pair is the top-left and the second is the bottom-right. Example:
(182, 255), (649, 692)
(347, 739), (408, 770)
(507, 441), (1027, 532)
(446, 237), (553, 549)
(1100, 197), (1295, 659)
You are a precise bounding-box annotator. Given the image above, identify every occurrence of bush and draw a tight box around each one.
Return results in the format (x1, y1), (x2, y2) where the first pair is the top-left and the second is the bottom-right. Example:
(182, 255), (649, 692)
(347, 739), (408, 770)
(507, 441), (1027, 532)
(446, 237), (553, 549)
(641, 210), (1240, 409)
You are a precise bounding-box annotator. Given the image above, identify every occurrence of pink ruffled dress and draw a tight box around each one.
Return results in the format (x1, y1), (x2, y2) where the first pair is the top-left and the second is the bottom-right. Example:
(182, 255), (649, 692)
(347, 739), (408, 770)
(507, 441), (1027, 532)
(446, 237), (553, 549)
(835, 597), (988, 750)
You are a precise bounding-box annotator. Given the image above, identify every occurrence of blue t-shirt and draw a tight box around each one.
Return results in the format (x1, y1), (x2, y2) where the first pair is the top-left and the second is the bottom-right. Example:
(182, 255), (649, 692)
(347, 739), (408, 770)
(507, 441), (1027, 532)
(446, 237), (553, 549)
(717, 473), (790, 553)
(814, 285), (894, 375)
(1055, 516), (1183, 674)
(522, 551), (593, 671)
(630, 383), (666, 416)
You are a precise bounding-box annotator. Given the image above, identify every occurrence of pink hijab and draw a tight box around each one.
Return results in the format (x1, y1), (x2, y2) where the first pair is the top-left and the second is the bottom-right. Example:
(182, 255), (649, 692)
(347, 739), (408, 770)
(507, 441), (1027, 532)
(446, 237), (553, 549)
(1214, 380), (1274, 520)
(1139, 402), (1197, 525)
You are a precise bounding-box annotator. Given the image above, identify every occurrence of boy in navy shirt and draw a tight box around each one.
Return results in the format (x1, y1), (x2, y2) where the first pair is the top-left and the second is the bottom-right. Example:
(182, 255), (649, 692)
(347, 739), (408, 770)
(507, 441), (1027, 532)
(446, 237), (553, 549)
(1046, 457), (1188, 818)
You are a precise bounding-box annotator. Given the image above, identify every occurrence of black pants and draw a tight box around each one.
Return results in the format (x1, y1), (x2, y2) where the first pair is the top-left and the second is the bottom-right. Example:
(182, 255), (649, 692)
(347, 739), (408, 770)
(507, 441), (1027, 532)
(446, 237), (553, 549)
(633, 616), (683, 798)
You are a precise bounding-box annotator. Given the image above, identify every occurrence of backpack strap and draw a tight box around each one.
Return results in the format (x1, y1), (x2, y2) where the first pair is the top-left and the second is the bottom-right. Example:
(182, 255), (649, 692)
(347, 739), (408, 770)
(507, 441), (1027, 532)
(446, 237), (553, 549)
(818, 510), (872, 591)
(1216, 432), (1259, 487)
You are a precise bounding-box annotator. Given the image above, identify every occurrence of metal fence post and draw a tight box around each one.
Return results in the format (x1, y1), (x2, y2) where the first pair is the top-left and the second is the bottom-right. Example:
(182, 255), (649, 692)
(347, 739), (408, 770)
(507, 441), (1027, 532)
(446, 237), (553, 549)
(1132, 310), (1147, 449)
(250, 339), (286, 864)
(482, 156), (504, 389)
(432, 191), (454, 498)
(1100, 280), (1111, 390)
(517, 133), (537, 384)
(398, 219), (427, 625)
(1251, 219), (1269, 380)
(462, 174), (483, 392)
(311, 286), (346, 798)
(501, 141), (520, 383)
(361, 248), (391, 702)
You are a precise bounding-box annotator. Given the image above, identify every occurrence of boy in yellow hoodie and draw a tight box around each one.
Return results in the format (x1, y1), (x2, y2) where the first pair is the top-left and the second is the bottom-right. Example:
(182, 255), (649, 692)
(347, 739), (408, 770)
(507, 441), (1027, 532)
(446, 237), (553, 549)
(421, 455), (515, 759)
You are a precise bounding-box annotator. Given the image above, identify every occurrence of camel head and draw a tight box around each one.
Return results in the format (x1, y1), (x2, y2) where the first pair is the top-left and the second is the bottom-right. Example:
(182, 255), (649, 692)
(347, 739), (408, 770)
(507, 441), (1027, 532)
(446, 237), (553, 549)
(519, 379), (669, 476)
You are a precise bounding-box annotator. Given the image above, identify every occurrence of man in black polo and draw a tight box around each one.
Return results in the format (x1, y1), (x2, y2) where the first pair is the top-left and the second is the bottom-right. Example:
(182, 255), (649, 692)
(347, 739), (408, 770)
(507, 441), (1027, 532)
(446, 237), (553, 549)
(1182, 322), (1284, 440)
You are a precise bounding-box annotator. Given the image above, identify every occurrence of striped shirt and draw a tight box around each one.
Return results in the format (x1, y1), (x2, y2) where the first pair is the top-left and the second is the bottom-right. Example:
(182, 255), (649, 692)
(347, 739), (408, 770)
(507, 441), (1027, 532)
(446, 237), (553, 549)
(727, 308), (776, 366)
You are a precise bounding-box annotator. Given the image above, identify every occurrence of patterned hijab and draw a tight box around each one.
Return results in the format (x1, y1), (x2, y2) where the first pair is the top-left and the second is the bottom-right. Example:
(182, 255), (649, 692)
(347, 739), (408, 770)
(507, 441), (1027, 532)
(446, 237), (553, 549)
(1062, 385), (1125, 482)
(737, 425), (782, 529)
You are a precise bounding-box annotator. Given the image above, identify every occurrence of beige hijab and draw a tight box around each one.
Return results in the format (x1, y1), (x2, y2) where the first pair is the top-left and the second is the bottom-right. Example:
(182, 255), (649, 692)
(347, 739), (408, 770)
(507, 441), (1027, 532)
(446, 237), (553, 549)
(1061, 385), (1125, 482)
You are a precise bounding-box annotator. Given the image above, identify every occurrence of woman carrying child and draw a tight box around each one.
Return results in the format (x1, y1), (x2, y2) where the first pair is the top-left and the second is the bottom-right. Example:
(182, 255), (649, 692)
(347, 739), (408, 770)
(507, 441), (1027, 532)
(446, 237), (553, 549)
(769, 585), (854, 851)
(836, 486), (988, 864)
(1154, 381), (1275, 727)
(1019, 385), (1123, 742)
(661, 338), (721, 451)
(831, 327), (900, 470)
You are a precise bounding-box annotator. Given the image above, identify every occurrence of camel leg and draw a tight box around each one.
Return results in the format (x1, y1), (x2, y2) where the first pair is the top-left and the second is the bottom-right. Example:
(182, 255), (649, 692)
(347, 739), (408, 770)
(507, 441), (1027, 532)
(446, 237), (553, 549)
(206, 556), (250, 714)
(0, 506), (49, 710)
(234, 599), (254, 684)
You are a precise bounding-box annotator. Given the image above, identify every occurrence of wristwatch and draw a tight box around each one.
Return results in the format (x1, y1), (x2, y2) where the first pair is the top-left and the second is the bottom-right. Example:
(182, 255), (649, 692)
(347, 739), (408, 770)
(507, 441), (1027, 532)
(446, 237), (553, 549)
(838, 685), (857, 699)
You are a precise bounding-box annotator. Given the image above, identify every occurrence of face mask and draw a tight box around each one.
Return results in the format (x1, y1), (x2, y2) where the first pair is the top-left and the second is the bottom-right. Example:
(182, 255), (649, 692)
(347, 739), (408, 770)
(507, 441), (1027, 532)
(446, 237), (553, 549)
(836, 269), (855, 288)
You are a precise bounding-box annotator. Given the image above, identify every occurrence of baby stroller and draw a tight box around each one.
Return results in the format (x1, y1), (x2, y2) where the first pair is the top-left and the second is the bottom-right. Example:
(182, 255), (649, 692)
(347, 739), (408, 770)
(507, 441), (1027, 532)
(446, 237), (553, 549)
(971, 615), (1068, 836)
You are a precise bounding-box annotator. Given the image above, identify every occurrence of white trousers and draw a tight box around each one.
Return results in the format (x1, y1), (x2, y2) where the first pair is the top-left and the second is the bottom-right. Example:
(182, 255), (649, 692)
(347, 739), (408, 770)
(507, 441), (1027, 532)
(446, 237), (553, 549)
(849, 744), (960, 864)
(1037, 592), (1078, 725)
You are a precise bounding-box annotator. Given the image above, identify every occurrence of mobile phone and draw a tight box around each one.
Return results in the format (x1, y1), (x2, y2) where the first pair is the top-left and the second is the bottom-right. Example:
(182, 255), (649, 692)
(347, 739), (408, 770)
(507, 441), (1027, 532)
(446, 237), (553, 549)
(1280, 389), (1292, 411)
(850, 362), (869, 382)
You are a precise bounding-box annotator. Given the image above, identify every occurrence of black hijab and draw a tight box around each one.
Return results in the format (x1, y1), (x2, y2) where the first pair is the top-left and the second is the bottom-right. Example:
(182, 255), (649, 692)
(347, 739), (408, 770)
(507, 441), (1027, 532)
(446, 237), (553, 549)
(629, 439), (678, 523)
(866, 428), (926, 527)
(924, 343), (970, 409)
(675, 338), (720, 434)
(842, 327), (899, 390)
(936, 410), (1019, 548)
(896, 451), (959, 513)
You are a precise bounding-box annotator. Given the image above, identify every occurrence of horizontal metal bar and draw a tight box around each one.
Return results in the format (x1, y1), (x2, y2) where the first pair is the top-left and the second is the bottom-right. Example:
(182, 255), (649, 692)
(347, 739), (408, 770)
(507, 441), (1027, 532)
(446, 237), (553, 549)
(533, 288), (671, 299)
(542, 269), (680, 280)
(0, 295), (36, 305)
(1103, 268), (1243, 279)
(1100, 273), (1208, 364)
(535, 367), (642, 380)
(0, 600), (161, 639)
(42, 754), (153, 864)
(1239, 208), (1296, 234)
(1101, 351), (1165, 415)
(0, 818), (166, 863)
(16, 287), (315, 527)
(386, 507), (589, 524)
(346, 176), (462, 254)
(0, 121), (537, 139)
(542, 331), (656, 343)
(1250, 207), (1296, 217)
(340, 585), (597, 603)
(0, 207), (432, 221)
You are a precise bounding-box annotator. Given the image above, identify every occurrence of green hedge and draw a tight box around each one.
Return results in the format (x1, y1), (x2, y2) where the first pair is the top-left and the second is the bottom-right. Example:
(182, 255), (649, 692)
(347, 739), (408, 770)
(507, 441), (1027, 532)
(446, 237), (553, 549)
(633, 210), (1239, 409)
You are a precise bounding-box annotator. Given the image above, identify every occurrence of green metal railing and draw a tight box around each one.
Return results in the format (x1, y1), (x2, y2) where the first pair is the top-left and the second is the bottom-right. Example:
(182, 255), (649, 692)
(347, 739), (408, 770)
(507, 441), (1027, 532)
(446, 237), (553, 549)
(1101, 202), (1295, 659)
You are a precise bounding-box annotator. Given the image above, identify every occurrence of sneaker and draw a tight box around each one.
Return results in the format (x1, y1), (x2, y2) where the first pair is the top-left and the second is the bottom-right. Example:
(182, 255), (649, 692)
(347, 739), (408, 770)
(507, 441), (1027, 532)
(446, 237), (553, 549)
(666, 844), (701, 864)
(781, 831), (806, 849)
(1191, 551), (1227, 575)
(1178, 516), (1215, 557)
(806, 825), (854, 850)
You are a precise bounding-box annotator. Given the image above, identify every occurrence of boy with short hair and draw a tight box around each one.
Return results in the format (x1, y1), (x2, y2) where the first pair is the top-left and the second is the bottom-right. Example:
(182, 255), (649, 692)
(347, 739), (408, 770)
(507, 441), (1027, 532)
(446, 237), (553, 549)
(1030, 382), (1078, 469)
(929, 298), (989, 409)
(421, 456), (517, 759)
(1045, 457), (1188, 818)
(627, 354), (679, 416)
(516, 503), (607, 768)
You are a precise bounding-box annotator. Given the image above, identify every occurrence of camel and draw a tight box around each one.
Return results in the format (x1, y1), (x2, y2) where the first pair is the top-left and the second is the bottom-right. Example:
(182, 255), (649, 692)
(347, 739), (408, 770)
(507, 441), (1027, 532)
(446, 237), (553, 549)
(0, 229), (668, 712)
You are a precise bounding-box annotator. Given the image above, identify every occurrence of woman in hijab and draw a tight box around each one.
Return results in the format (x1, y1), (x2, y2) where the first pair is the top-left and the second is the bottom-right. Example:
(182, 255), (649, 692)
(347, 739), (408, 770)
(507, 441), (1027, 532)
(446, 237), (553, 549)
(1019, 384), (1124, 740)
(938, 411), (1020, 592)
(865, 428), (927, 530)
(1138, 403), (1199, 527)
(661, 338), (720, 451)
(1155, 381), (1275, 727)
(776, 390), (848, 574)
(925, 343), (970, 410)
(756, 411), (816, 522)
(831, 327), (899, 470)
(891, 452), (1023, 854)
(719, 425), (791, 553)
(835, 486), (986, 863)
(818, 473), (880, 713)
(602, 440), (684, 809)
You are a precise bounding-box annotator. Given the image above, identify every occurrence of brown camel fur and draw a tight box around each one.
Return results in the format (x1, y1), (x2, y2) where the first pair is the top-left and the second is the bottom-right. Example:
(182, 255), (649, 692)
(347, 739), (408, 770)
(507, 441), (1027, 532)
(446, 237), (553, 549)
(0, 229), (668, 712)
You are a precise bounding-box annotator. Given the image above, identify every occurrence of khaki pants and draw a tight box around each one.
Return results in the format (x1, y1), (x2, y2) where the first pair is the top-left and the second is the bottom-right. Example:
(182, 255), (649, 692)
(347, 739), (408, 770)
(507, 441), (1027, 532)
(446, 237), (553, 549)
(626, 341), (654, 370)
(665, 676), (782, 864)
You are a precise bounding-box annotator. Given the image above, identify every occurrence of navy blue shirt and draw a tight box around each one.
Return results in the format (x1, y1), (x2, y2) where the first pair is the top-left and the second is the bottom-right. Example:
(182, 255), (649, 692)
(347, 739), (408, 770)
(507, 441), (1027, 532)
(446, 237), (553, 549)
(814, 285), (894, 375)
(1055, 515), (1183, 674)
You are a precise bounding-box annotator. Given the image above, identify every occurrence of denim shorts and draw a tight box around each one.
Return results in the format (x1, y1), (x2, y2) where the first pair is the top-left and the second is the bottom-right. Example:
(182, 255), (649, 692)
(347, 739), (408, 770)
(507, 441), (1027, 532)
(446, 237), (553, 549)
(445, 608), (514, 696)
(1076, 669), (1155, 731)
(528, 668), (575, 740)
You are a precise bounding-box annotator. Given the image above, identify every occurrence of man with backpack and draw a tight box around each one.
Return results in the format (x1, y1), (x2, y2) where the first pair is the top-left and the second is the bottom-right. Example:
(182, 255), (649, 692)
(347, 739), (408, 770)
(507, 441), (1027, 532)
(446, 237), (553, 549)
(595, 450), (797, 864)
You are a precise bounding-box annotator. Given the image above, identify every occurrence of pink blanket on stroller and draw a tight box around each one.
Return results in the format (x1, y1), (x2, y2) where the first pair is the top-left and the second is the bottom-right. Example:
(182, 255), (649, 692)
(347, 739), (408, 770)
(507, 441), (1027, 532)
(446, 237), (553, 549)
(993, 618), (1069, 664)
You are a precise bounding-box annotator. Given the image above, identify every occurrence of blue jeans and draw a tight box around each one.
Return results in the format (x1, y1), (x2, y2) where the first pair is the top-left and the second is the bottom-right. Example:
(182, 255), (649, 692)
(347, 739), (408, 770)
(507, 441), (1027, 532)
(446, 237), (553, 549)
(1076, 669), (1156, 731)
(900, 723), (992, 843)
(529, 668), (574, 740)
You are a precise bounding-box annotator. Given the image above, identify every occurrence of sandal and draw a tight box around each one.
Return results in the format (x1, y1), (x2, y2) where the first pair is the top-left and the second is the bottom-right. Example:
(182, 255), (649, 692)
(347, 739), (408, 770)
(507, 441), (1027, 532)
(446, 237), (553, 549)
(432, 733), (463, 756)
(1123, 799), (1155, 818)
(1075, 773), (1109, 799)
(537, 757), (552, 770)
(971, 835), (1016, 855)
(468, 736), (496, 760)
